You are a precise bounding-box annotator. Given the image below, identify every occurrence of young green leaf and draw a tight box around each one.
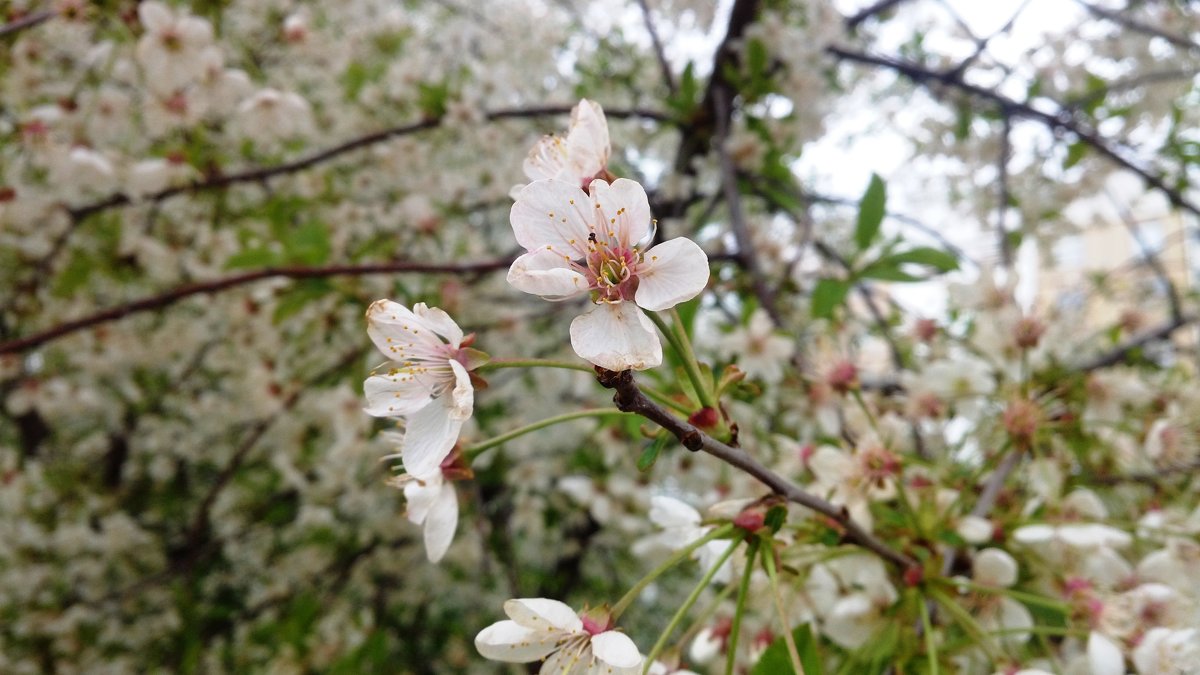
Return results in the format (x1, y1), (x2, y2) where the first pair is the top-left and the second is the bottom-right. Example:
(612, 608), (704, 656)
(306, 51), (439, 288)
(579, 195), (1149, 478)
(855, 173), (887, 250)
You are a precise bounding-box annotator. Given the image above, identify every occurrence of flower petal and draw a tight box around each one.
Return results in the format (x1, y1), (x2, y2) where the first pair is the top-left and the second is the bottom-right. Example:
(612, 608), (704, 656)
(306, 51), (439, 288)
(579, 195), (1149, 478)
(366, 299), (440, 359)
(973, 548), (1018, 588)
(565, 99), (610, 182)
(138, 1), (172, 31)
(475, 620), (561, 663)
(1087, 632), (1126, 675)
(569, 303), (662, 371)
(412, 302), (464, 346)
(504, 598), (583, 633)
(403, 472), (444, 524)
(590, 631), (643, 670)
(507, 249), (590, 300)
(400, 400), (463, 477)
(362, 373), (433, 417)
(422, 480), (458, 563)
(635, 238), (709, 312)
(523, 135), (568, 182)
(511, 179), (593, 257)
(447, 359), (474, 422)
(649, 496), (701, 529)
(541, 641), (591, 674)
(589, 178), (650, 249)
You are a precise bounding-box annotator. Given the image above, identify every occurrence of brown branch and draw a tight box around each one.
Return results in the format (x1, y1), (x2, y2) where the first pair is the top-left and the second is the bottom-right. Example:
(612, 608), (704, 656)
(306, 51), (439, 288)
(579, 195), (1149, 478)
(65, 105), (668, 223)
(713, 89), (784, 326)
(845, 0), (912, 29)
(824, 45), (1200, 221)
(1076, 0), (1199, 52)
(0, 258), (514, 354)
(1075, 313), (1198, 372)
(0, 9), (52, 38)
(596, 368), (918, 570)
(635, 0), (677, 95)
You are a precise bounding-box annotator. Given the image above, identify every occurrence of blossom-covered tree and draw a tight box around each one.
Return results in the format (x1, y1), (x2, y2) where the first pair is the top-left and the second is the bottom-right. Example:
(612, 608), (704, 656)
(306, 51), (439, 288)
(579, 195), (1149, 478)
(2, 1), (1199, 673)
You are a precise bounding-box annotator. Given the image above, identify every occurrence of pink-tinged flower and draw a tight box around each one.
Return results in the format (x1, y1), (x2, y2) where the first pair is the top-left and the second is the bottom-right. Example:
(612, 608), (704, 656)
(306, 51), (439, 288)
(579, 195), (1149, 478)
(521, 99), (610, 188)
(475, 598), (643, 674)
(363, 301), (475, 477)
(507, 177), (709, 371)
(386, 447), (470, 564)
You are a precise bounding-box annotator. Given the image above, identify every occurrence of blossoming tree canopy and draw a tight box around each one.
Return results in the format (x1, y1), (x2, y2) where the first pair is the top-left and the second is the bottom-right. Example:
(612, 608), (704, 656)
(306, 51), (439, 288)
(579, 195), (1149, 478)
(3, 1), (1200, 673)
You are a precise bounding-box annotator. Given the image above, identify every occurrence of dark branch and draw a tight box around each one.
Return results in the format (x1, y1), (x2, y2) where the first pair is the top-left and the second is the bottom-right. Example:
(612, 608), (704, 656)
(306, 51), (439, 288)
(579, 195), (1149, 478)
(845, 0), (912, 29)
(0, 258), (515, 355)
(0, 9), (52, 38)
(596, 368), (918, 570)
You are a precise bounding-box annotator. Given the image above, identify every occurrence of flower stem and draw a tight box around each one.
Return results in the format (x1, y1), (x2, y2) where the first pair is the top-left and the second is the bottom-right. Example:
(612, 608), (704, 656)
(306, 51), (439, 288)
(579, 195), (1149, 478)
(474, 358), (594, 373)
(611, 523), (735, 619)
(463, 409), (633, 460)
(642, 536), (743, 674)
(918, 592), (940, 675)
(763, 546), (805, 674)
(647, 310), (716, 411)
(725, 538), (760, 675)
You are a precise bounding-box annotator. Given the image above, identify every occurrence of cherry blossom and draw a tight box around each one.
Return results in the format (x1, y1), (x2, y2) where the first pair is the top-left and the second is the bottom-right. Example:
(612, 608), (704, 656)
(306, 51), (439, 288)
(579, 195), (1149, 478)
(717, 309), (794, 383)
(363, 301), (475, 477)
(633, 496), (732, 583)
(970, 548), (1033, 647)
(135, 1), (214, 95)
(508, 177), (709, 370)
(475, 598), (643, 674)
(518, 98), (610, 190)
(385, 447), (461, 564)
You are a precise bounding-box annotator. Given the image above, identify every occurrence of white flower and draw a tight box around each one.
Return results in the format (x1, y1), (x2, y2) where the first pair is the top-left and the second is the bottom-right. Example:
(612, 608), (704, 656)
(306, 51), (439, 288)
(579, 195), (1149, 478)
(135, 1), (214, 95)
(519, 99), (610, 190)
(235, 89), (313, 142)
(388, 463), (458, 563)
(1087, 631), (1126, 675)
(807, 434), (900, 533)
(806, 555), (898, 650)
(633, 496), (732, 583)
(1133, 627), (1200, 675)
(363, 300), (474, 477)
(475, 598), (643, 674)
(507, 177), (709, 371)
(717, 309), (794, 383)
(972, 548), (1033, 646)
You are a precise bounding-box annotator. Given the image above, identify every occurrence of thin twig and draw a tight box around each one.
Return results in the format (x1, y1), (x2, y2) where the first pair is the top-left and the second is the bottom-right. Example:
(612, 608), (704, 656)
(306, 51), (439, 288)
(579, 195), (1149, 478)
(997, 111), (1014, 268)
(1076, 0), (1199, 52)
(596, 369), (918, 570)
(844, 0), (912, 29)
(0, 258), (515, 354)
(635, 0), (677, 95)
(0, 9), (53, 39)
(825, 45), (1200, 221)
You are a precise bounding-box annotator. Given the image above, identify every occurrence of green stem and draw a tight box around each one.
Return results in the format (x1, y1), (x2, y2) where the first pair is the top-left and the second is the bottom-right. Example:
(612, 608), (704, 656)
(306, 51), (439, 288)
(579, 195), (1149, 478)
(726, 538), (760, 675)
(647, 310), (715, 411)
(463, 409), (633, 460)
(474, 358), (594, 373)
(641, 383), (691, 414)
(611, 523), (736, 619)
(918, 594), (939, 675)
(764, 547), (805, 675)
(928, 587), (1001, 660)
(642, 536), (743, 673)
(669, 307), (718, 410)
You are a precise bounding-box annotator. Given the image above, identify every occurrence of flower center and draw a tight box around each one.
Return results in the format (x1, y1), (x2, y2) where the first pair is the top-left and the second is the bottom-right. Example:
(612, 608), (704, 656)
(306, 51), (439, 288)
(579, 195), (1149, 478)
(584, 244), (639, 304)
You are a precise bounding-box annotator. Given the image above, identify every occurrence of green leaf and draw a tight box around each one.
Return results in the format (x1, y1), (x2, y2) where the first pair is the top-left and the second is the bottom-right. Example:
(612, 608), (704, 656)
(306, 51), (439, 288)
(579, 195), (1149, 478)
(858, 261), (922, 282)
(1064, 141), (1086, 169)
(855, 173), (887, 250)
(272, 279), (332, 323)
(811, 279), (850, 319)
(751, 623), (823, 675)
(885, 246), (959, 273)
(637, 434), (668, 472)
(284, 221), (331, 266)
(224, 247), (279, 270)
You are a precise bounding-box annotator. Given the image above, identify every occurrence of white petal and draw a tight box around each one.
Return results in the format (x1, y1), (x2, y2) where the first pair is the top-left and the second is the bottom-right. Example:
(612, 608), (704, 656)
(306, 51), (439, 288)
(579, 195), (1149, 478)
(1012, 524), (1056, 544)
(505, 598), (583, 632)
(808, 446), (855, 485)
(447, 359), (474, 422)
(635, 238), (710, 312)
(510, 179), (594, 256)
(1087, 632), (1126, 675)
(956, 515), (994, 544)
(523, 135), (568, 182)
(590, 631), (643, 670)
(412, 302), (464, 346)
(362, 373), (433, 417)
(475, 620), (561, 663)
(565, 99), (610, 182)
(507, 249), (589, 300)
(973, 548), (1019, 588)
(569, 303), (661, 371)
(400, 400), (463, 477)
(995, 597), (1033, 645)
(138, 1), (172, 31)
(403, 473), (444, 524)
(366, 299), (441, 358)
(422, 481), (458, 563)
(541, 641), (591, 674)
(589, 178), (650, 248)
(649, 496), (701, 529)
